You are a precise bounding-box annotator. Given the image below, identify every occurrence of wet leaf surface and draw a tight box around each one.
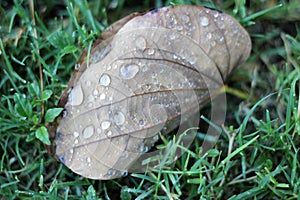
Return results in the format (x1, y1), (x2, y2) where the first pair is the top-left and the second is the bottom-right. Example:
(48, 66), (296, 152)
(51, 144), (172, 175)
(53, 5), (251, 180)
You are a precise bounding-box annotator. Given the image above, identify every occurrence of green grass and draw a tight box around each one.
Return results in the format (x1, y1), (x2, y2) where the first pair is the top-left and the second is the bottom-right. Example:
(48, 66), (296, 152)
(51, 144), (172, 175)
(1, 0), (299, 199)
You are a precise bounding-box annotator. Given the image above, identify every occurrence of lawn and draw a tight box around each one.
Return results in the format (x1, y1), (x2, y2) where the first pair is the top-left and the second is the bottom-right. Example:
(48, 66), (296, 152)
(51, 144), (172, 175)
(0, 0), (299, 199)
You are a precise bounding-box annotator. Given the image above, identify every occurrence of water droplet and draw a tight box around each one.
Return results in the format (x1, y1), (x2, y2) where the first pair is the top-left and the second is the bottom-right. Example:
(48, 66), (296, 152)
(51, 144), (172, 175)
(99, 74), (111, 86)
(69, 148), (74, 154)
(114, 111), (125, 126)
(189, 56), (196, 65)
(151, 72), (157, 78)
(167, 84), (173, 89)
(178, 82), (184, 88)
(69, 84), (84, 106)
(219, 23), (225, 29)
(96, 127), (101, 134)
(162, 126), (168, 132)
(207, 32), (212, 39)
(169, 16), (175, 24)
(232, 27), (239, 35)
(136, 83), (142, 89)
(139, 119), (145, 126)
(121, 151), (128, 158)
(181, 14), (190, 23)
(213, 12), (219, 18)
(145, 84), (151, 91)
(176, 25), (183, 31)
(62, 110), (67, 118)
(87, 157), (91, 164)
(182, 49), (191, 60)
(135, 36), (147, 50)
(74, 63), (80, 70)
(82, 125), (94, 139)
(87, 95), (94, 102)
(215, 34), (224, 43)
(146, 48), (155, 55)
(188, 81), (194, 87)
(200, 16), (209, 26)
(73, 131), (79, 138)
(74, 139), (79, 144)
(101, 121), (111, 130)
(106, 65), (112, 70)
(211, 41), (216, 47)
(169, 32), (177, 40)
(153, 135), (159, 142)
(120, 170), (128, 177)
(106, 131), (112, 136)
(107, 169), (116, 176)
(120, 64), (139, 79)
(154, 83), (161, 91)
(100, 93), (106, 100)
(93, 89), (99, 96)
(142, 65), (148, 72)
(139, 143), (149, 153)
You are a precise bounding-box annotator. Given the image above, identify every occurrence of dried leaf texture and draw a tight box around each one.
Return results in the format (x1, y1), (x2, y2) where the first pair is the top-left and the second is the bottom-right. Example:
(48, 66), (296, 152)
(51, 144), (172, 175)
(55, 5), (251, 179)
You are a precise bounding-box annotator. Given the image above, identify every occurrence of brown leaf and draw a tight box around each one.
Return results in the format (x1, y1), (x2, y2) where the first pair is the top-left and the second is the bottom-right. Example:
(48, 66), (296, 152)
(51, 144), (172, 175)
(54, 5), (251, 179)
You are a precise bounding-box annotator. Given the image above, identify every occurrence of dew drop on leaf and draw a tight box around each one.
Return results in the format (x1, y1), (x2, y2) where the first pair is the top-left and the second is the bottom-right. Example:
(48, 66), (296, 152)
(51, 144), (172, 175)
(120, 64), (139, 79)
(200, 16), (209, 26)
(99, 74), (111, 86)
